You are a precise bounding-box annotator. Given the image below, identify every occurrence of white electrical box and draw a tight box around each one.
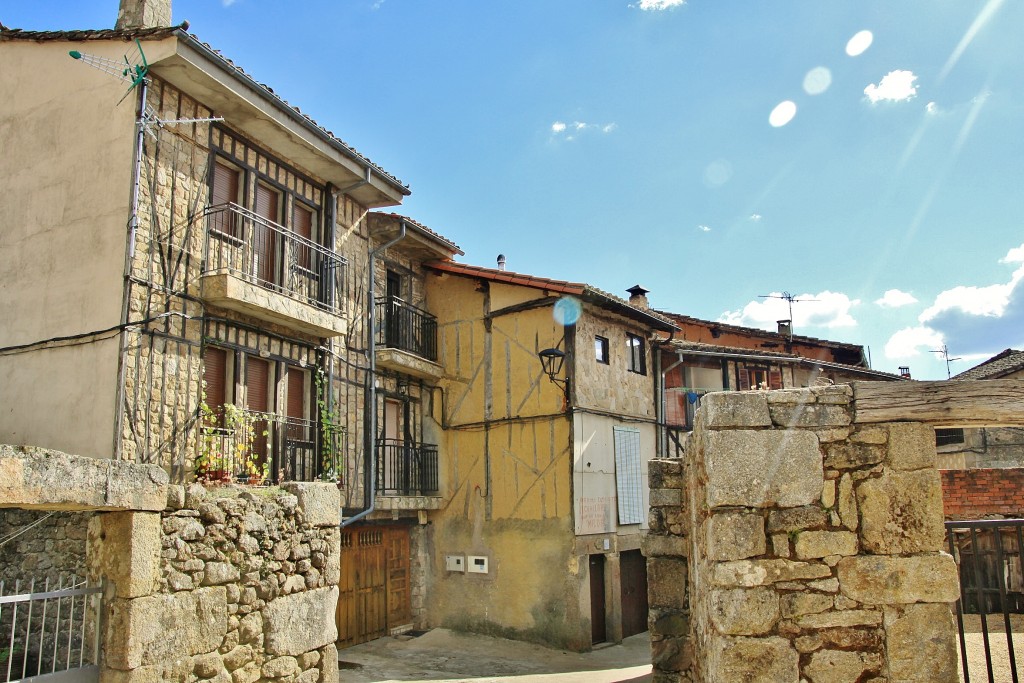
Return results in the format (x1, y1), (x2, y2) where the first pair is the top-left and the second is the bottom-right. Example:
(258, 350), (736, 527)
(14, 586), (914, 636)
(445, 555), (465, 572)
(467, 555), (489, 574)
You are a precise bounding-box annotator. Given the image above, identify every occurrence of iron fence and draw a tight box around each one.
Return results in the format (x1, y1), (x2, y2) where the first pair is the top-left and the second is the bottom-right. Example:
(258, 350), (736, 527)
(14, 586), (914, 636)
(199, 410), (344, 485)
(0, 576), (100, 683)
(202, 202), (345, 313)
(375, 296), (437, 362)
(375, 439), (439, 495)
(946, 519), (1024, 683)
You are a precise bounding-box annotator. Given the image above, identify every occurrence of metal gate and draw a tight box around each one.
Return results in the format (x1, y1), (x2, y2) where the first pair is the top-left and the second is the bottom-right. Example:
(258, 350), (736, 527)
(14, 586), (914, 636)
(0, 577), (101, 683)
(335, 526), (411, 648)
(946, 519), (1024, 683)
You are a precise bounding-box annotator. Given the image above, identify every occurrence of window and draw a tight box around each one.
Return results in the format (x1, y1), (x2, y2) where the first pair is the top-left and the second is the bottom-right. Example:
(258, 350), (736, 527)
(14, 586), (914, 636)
(613, 426), (643, 524)
(627, 334), (646, 375)
(935, 428), (965, 447)
(595, 336), (609, 364)
(291, 203), (315, 271)
(738, 366), (782, 391)
(210, 160), (241, 237)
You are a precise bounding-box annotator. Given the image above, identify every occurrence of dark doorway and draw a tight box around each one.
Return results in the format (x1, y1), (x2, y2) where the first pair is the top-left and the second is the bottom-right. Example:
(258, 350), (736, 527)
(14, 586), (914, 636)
(620, 550), (649, 637)
(589, 554), (606, 644)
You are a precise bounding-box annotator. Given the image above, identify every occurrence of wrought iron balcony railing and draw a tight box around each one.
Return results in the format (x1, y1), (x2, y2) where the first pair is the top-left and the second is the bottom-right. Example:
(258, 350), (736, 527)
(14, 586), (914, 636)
(375, 296), (437, 362)
(202, 202), (345, 313)
(198, 408), (344, 484)
(375, 439), (439, 496)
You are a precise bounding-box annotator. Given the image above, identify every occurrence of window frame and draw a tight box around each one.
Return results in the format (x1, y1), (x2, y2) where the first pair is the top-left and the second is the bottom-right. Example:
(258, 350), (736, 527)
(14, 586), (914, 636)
(595, 335), (610, 365)
(626, 333), (646, 375)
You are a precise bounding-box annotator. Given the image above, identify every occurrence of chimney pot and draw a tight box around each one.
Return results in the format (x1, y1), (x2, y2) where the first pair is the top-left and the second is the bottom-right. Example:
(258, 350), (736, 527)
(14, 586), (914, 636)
(116, 0), (171, 30)
(777, 319), (792, 337)
(496, 254), (506, 271)
(626, 284), (650, 309)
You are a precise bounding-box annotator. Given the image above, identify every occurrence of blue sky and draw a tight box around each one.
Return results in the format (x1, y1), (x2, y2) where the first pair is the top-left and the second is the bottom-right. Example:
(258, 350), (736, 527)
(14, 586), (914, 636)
(3, 0), (1022, 380)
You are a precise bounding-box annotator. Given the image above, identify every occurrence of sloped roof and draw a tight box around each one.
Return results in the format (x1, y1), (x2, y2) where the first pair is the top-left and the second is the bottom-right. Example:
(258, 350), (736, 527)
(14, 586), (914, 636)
(952, 349), (1024, 380)
(424, 261), (679, 332)
(665, 339), (907, 381)
(0, 22), (410, 196)
(656, 310), (865, 353)
(371, 213), (463, 255)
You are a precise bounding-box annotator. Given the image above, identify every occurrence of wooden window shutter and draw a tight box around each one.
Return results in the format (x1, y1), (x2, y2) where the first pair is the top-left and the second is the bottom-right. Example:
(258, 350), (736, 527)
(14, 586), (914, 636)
(738, 368), (751, 391)
(246, 357), (271, 413)
(769, 369), (783, 390)
(292, 204), (314, 270)
(211, 162), (240, 236)
(255, 183), (279, 223)
(203, 346), (228, 424)
(286, 367), (305, 420)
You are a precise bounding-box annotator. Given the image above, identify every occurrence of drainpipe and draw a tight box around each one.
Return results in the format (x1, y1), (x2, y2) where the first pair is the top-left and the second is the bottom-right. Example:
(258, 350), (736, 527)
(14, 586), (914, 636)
(112, 79), (150, 460)
(342, 219), (407, 528)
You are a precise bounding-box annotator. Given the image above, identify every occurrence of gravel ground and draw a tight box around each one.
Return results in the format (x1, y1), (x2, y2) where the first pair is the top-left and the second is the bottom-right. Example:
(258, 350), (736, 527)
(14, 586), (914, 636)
(959, 614), (1024, 683)
(337, 629), (652, 683)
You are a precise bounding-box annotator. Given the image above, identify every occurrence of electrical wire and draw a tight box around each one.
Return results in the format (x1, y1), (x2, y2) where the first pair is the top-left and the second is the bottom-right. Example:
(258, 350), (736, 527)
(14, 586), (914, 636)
(0, 512), (56, 549)
(0, 311), (199, 358)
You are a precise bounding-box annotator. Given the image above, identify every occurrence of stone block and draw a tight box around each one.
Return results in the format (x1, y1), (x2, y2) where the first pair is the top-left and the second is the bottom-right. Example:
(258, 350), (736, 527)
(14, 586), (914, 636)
(262, 656), (298, 678)
(704, 430), (823, 508)
(651, 636), (693, 673)
(709, 635), (798, 683)
(885, 422), (936, 471)
(709, 587), (779, 635)
(857, 470), (945, 554)
(837, 474), (857, 531)
(105, 587), (228, 669)
(649, 487), (682, 507)
(649, 459), (684, 489)
(651, 609), (689, 637)
(794, 530), (858, 560)
(318, 644), (339, 683)
(88, 511), (162, 598)
(648, 557), (688, 610)
(824, 442), (884, 469)
(204, 562), (241, 586)
(700, 392), (771, 428)
(767, 506), (827, 533)
(780, 592), (832, 618)
(793, 609), (882, 628)
(262, 586), (339, 655)
(641, 533), (688, 558)
(805, 649), (882, 683)
(706, 511), (766, 561)
(770, 403), (851, 428)
(712, 559), (831, 587)
(281, 483), (341, 527)
(0, 446), (167, 511)
(836, 554), (960, 605)
(885, 603), (959, 682)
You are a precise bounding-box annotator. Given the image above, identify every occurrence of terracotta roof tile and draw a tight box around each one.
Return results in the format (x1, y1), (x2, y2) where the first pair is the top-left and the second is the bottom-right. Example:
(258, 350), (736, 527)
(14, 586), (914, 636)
(953, 349), (1024, 380)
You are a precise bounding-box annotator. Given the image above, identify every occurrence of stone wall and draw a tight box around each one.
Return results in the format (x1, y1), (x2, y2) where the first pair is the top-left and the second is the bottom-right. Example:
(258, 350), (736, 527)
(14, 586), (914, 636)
(0, 509), (92, 585)
(645, 386), (960, 683)
(942, 467), (1024, 519)
(89, 482), (342, 683)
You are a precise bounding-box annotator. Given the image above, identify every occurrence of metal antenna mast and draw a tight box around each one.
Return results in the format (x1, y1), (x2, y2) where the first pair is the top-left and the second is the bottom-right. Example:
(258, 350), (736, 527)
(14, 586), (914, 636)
(758, 291), (818, 341)
(930, 344), (962, 379)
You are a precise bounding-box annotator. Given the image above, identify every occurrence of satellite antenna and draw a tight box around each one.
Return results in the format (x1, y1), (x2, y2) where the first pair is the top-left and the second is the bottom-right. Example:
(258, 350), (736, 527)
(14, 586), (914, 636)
(69, 38), (149, 105)
(758, 291), (818, 341)
(930, 344), (961, 379)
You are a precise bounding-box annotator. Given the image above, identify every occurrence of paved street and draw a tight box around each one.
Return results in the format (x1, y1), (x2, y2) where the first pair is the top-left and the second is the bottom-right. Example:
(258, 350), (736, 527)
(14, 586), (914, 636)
(337, 629), (653, 683)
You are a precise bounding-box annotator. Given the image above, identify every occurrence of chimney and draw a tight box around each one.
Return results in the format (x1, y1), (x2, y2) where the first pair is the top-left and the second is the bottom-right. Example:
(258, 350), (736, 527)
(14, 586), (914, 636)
(777, 319), (792, 338)
(116, 0), (172, 29)
(626, 285), (650, 309)
(496, 254), (506, 271)
(899, 366), (911, 379)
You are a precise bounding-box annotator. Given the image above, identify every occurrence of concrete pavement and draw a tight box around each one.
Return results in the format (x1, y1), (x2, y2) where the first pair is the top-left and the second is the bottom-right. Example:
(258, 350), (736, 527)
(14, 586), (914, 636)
(337, 629), (653, 683)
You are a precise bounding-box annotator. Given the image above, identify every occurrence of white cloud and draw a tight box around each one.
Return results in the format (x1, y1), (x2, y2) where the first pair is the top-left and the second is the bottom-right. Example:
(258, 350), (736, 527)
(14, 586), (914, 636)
(884, 326), (944, 359)
(926, 101), (941, 115)
(875, 289), (918, 308)
(634, 0), (686, 10)
(550, 120), (616, 139)
(697, 225), (711, 233)
(719, 291), (860, 332)
(222, 0), (238, 6)
(864, 70), (918, 104)
(749, 214), (763, 222)
(915, 242), (1024, 354)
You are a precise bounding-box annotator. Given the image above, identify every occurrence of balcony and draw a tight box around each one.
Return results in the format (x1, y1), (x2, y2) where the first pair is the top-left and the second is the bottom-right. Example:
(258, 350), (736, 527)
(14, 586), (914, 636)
(374, 296), (442, 380)
(198, 409), (344, 484)
(375, 439), (439, 497)
(199, 203), (347, 337)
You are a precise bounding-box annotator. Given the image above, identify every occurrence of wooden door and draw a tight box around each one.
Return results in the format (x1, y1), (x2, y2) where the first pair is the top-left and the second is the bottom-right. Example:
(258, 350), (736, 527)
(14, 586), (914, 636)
(620, 550), (649, 637)
(336, 526), (412, 648)
(590, 555), (606, 644)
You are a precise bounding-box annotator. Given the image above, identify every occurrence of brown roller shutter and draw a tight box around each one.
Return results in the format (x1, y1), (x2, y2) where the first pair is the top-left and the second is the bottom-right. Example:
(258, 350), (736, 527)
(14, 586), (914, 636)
(246, 357), (270, 413)
(286, 368), (305, 420)
(253, 184), (279, 284)
(292, 204), (314, 269)
(211, 162), (240, 236)
(203, 346), (227, 425)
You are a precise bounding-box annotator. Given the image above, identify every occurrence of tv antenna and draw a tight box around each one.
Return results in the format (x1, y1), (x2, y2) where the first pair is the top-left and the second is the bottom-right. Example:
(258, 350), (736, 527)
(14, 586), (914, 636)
(758, 291), (818, 340)
(69, 38), (149, 105)
(930, 344), (961, 379)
